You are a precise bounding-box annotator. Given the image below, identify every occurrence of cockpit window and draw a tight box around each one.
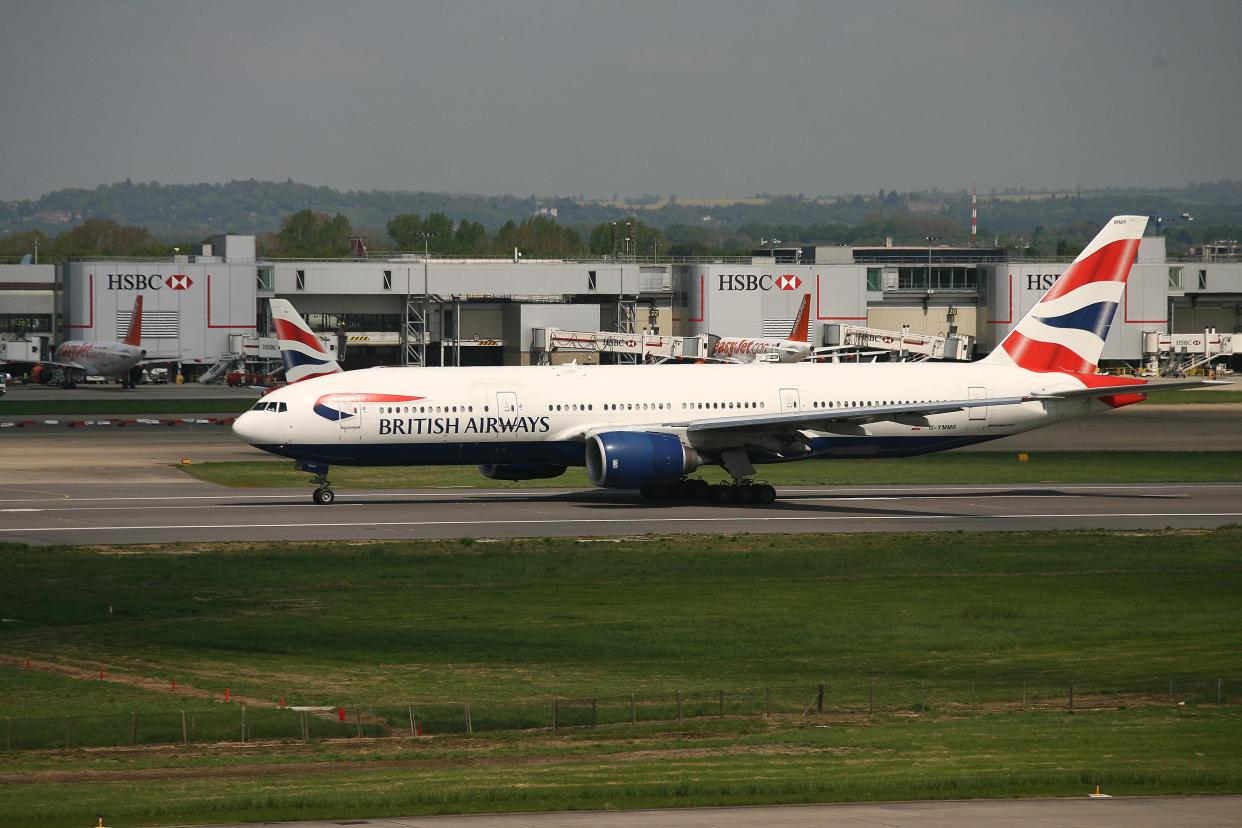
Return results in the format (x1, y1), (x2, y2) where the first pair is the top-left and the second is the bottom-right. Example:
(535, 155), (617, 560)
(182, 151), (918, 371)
(277, 402), (287, 413)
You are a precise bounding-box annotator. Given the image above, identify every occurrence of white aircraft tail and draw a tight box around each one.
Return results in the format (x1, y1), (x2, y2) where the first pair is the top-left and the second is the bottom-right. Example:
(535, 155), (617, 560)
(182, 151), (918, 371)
(983, 215), (1148, 373)
(270, 299), (343, 383)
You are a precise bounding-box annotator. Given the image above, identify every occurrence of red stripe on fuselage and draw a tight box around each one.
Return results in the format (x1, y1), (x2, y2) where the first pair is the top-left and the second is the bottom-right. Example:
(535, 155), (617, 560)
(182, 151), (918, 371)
(1041, 237), (1141, 302)
(274, 319), (329, 353)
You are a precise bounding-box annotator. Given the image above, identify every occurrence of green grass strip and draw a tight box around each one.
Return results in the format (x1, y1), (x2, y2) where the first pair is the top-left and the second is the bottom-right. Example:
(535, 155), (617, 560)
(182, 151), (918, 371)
(182, 450), (1242, 488)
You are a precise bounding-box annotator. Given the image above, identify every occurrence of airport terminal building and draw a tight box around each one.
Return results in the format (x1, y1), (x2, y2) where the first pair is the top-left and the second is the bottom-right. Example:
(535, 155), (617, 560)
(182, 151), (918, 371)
(2, 231), (1240, 376)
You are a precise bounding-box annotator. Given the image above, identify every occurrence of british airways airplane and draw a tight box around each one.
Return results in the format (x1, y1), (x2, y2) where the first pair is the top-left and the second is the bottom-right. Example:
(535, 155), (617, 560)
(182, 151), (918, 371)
(234, 216), (1220, 505)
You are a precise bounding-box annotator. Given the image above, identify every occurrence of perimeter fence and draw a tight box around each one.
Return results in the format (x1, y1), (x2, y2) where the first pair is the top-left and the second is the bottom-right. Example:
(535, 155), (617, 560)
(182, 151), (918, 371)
(4, 676), (1236, 752)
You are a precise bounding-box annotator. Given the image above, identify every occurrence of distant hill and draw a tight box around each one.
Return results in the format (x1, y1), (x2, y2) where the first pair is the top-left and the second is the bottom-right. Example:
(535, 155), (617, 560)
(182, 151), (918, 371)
(3, 178), (1241, 245)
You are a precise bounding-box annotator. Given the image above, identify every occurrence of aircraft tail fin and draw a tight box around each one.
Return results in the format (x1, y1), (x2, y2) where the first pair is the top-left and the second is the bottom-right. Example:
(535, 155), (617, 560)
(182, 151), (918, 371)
(788, 294), (811, 343)
(270, 298), (343, 382)
(983, 215), (1148, 373)
(122, 295), (143, 346)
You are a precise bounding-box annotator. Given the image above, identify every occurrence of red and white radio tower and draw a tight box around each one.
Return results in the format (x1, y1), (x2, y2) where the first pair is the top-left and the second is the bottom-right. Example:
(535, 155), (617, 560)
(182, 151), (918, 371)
(970, 179), (978, 247)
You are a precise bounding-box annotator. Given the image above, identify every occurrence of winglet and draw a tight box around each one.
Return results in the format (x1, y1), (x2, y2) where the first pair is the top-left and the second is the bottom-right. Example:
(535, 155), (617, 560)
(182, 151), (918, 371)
(270, 299), (343, 383)
(788, 294), (811, 343)
(122, 295), (143, 346)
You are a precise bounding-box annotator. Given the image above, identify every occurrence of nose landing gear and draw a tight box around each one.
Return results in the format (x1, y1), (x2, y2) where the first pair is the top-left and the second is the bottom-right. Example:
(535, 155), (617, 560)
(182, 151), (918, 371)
(296, 460), (335, 505)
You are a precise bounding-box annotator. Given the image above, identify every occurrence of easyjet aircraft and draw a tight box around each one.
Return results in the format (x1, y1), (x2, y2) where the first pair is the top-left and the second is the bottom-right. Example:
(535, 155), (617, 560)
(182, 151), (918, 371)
(710, 293), (812, 362)
(235, 217), (1221, 505)
(12, 295), (148, 388)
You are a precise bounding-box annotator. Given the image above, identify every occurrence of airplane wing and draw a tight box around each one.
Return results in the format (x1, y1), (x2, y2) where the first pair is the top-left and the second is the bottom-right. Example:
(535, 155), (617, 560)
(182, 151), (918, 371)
(1028, 378), (1230, 400)
(676, 394), (1029, 435)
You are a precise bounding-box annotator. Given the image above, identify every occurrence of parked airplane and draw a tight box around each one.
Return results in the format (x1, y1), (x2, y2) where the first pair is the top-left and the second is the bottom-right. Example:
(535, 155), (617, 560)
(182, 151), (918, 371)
(234, 216), (1222, 505)
(13, 295), (147, 388)
(710, 293), (812, 362)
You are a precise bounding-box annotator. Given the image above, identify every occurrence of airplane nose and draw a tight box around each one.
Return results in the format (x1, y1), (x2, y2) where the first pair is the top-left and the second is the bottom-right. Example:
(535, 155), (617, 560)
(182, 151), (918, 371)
(232, 411), (260, 444)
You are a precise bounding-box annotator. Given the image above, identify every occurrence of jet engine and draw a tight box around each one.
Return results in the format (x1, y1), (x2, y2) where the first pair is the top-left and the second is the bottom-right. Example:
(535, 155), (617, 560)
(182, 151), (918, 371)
(477, 463), (568, 481)
(585, 431), (701, 489)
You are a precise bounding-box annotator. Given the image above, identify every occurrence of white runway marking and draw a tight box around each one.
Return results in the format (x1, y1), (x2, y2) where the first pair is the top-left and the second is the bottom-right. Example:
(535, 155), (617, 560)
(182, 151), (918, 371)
(5, 512), (1242, 534)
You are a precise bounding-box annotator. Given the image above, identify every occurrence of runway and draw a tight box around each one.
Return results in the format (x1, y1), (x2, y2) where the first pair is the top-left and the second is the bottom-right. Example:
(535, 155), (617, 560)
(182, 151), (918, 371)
(1, 478), (1239, 545)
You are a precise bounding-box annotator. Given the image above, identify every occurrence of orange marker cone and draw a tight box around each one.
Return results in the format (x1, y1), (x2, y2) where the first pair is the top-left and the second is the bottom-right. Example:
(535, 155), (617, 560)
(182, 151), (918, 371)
(171, 678), (177, 691)
(98, 667), (105, 681)
(224, 687), (230, 703)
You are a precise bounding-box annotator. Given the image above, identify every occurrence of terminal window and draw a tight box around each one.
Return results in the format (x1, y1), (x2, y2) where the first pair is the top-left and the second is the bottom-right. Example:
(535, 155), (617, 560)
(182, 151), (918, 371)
(866, 268), (882, 291)
(1199, 269), (1207, 290)
(1168, 267), (1182, 290)
(383, 270), (393, 291)
(296, 269), (306, 291)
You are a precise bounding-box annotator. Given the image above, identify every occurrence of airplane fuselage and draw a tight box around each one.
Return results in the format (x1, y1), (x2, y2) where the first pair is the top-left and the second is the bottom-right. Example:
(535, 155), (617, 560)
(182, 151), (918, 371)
(53, 340), (144, 377)
(710, 338), (812, 363)
(234, 361), (1097, 469)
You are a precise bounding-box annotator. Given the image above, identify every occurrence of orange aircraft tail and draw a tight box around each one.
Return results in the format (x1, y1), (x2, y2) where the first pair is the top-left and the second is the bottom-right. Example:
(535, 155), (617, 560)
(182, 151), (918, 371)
(787, 294), (811, 342)
(122, 295), (143, 346)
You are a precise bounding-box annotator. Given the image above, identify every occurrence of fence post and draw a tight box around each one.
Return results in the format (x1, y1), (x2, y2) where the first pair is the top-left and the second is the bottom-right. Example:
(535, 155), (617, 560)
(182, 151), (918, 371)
(355, 707), (363, 738)
(408, 705), (416, 736)
(242, 705), (247, 743)
(552, 698), (558, 733)
(301, 710), (309, 742)
(869, 677), (875, 716)
(130, 712), (138, 746)
(181, 711), (187, 745)
(817, 683), (824, 714)
(718, 690), (724, 719)
(630, 693), (636, 725)
(920, 680), (926, 714)
(465, 704), (472, 735)
(676, 690), (682, 723)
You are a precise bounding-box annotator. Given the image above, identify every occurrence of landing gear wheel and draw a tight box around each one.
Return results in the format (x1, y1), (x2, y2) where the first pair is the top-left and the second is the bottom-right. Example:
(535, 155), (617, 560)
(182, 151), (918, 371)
(312, 487), (336, 505)
(755, 484), (777, 504)
(708, 484), (734, 505)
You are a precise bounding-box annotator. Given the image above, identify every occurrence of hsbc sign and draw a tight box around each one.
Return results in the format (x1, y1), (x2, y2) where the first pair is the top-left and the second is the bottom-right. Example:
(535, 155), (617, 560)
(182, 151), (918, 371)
(717, 273), (802, 291)
(107, 273), (195, 291)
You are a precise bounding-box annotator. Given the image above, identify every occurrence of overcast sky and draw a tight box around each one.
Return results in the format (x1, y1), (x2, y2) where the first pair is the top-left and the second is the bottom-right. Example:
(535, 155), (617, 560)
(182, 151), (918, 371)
(2, 0), (1240, 201)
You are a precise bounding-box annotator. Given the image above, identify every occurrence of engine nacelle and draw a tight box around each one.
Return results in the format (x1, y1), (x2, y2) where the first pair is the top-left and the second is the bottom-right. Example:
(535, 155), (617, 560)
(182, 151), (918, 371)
(477, 463), (568, 481)
(585, 431), (700, 489)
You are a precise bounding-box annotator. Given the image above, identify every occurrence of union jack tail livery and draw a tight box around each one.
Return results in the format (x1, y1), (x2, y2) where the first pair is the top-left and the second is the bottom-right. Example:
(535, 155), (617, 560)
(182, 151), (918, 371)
(788, 293), (811, 343)
(271, 299), (343, 383)
(122, 295), (143, 346)
(984, 215), (1147, 374)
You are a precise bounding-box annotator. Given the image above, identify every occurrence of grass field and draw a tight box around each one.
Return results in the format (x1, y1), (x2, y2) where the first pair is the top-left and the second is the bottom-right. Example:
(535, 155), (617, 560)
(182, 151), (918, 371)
(181, 450), (1242, 489)
(2, 529), (1241, 826)
(2, 529), (1240, 825)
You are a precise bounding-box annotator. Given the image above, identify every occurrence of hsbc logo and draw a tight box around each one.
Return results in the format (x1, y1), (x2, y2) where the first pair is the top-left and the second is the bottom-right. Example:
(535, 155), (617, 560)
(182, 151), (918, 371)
(106, 273), (196, 291)
(717, 273), (805, 292)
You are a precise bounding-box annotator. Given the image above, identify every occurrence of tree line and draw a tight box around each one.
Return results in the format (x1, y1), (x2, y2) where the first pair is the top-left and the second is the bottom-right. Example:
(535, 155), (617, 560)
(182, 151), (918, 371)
(5, 207), (1242, 264)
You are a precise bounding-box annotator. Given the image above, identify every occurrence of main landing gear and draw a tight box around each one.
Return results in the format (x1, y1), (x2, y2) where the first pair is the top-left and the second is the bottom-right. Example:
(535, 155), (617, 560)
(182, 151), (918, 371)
(297, 461), (335, 505)
(640, 478), (778, 505)
(646, 448), (777, 505)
